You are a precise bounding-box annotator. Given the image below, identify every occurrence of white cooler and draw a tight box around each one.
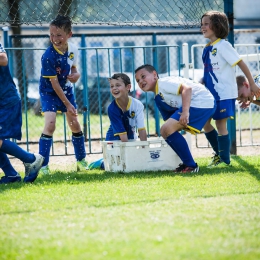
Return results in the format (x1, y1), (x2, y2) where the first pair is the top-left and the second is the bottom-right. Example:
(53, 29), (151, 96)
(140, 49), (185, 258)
(102, 135), (191, 172)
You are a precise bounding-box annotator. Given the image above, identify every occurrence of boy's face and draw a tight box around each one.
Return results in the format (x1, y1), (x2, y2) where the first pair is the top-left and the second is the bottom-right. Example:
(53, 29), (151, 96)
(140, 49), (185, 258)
(135, 68), (157, 92)
(49, 25), (72, 51)
(237, 84), (252, 100)
(201, 16), (215, 41)
(109, 77), (131, 99)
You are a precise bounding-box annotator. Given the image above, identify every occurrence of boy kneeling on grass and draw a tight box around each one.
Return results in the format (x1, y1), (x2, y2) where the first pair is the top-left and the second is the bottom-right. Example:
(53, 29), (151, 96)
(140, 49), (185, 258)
(88, 73), (147, 170)
(135, 64), (216, 173)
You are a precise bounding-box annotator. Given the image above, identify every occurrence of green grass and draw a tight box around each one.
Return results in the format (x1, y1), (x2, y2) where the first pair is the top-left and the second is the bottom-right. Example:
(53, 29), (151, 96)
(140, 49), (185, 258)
(1, 156), (260, 260)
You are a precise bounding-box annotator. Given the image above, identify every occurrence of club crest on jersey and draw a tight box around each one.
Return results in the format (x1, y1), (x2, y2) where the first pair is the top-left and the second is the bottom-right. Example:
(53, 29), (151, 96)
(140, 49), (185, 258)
(130, 111), (135, 118)
(211, 48), (217, 56)
(68, 52), (74, 61)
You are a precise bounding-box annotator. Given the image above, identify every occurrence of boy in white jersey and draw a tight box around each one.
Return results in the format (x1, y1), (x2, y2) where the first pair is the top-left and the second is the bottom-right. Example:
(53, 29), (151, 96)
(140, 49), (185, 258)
(236, 74), (260, 107)
(135, 64), (216, 173)
(200, 11), (260, 167)
(38, 15), (88, 174)
(88, 73), (147, 170)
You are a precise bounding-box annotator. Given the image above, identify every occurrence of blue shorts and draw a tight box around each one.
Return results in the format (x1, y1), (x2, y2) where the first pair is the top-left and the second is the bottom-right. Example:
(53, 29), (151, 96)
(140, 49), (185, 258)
(171, 105), (216, 134)
(40, 92), (77, 113)
(212, 99), (236, 120)
(0, 101), (22, 140)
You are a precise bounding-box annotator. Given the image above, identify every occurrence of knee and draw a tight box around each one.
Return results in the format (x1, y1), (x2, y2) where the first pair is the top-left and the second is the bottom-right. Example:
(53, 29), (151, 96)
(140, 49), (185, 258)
(45, 122), (56, 134)
(160, 125), (170, 139)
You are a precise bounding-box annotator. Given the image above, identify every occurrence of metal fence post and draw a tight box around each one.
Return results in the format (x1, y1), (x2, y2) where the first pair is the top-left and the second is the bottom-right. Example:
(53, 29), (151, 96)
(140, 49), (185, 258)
(225, 0), (237, 155)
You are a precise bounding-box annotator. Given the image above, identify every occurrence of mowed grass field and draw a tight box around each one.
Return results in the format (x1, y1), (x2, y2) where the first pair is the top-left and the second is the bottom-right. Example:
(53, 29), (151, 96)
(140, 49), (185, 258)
(1, 155), (260, 260)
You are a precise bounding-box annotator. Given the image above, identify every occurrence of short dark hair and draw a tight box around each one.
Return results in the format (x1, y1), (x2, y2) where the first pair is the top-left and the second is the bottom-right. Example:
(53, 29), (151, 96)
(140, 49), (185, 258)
(135, 64), (158, 77)
(201, 11), (229, 39)
(109, 73), (131, 85)
(50, 15), (72, 34)
(236, 75), (246, 89)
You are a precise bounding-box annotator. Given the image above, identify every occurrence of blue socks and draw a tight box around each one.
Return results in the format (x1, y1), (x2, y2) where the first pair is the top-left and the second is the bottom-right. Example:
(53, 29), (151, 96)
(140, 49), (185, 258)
(205, 129), (219, 155)
(72, 134), (86, 161)
(218, 134), (230, 164)
(0, 139), (35, 163)
(39, 136), (52, 167)
(166, 132), (196, 168)
(0, 151), (18, 176)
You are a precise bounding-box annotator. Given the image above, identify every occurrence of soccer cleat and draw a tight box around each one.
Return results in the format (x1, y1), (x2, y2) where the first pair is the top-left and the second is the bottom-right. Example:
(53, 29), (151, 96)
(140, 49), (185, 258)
(207, 153), (221, 168)
(23, 154), (44, 183)
(174, 163), (200, 173)
(77, 158), (89, 172)
(40, 165), (51, 175)
(0, 174), (21, 184)
(208, 161), (232, 168)
(88, 158), (105, 170)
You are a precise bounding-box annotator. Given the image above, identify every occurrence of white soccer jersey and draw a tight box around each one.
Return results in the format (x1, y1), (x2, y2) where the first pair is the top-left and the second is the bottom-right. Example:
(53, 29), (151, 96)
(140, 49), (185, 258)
(202, 38), (241, 101)
(157, 76), (215, 109)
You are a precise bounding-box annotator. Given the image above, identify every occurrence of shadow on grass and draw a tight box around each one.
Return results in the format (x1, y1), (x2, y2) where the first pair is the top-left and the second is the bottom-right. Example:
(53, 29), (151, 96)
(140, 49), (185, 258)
(1, 155), (259, 193)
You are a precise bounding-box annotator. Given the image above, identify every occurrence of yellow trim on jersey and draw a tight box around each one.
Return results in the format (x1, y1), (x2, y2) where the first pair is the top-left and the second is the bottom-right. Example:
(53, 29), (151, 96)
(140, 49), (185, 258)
(42, 75), (57, 78)
(138, 127), (146, 131)
(155, 81), (159, 94)
(205, 38), (221, 47)
(53, 45), (66, 55)
(231, 58), (242, 67)
(115, 96), (132, 110)
(177, 83), (182, 95)
(114, 132), (127, 136)
(184, 126), (200, 135)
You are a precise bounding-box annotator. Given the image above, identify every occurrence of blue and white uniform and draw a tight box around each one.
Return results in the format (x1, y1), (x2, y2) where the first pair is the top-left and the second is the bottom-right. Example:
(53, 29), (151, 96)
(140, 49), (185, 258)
(39, 42), (78, 112)
(155, 76), (216, 134)
(106, 96), (146, 140)
(0, 43), (22, 140)
(202, 38), (241, 101)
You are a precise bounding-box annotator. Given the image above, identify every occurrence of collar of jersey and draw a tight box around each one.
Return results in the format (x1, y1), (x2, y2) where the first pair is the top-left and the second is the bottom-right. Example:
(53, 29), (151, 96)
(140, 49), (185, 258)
(155, 80), (159, 95)
(53, 44), (68, 55)
(205, 38), (221, 47)
(116, 96), (132, 111)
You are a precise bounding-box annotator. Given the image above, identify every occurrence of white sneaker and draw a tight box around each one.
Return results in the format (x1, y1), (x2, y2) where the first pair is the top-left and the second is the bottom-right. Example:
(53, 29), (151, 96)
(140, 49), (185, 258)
(23, 154), (44, 183)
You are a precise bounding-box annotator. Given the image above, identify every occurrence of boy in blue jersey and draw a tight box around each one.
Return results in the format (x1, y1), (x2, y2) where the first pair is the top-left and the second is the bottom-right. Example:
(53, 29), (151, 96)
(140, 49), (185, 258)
(200, 11), (260, 167)
(135, 64), (216, 173)
(88, 73), (147, 170)
(0, 42), (44, 184)
(38, 15), (88, 174)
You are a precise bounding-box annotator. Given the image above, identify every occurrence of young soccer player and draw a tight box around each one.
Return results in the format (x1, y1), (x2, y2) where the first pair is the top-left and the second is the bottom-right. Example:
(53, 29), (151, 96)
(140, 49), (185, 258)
(135, 64), (216, 173)
(0, 42), (44, 184)
(88, 73), (147, 170)
(38, 15), (88, 174)
(236, 74), (260, 107)
(200, 11), (260, 167)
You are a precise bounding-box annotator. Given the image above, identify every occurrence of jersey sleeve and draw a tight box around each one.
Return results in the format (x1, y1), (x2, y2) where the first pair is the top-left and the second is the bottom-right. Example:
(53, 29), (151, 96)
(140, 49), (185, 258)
(68, 42), (78, 68)
(220, 41), (241, 67)
(134, 99), (146, 130)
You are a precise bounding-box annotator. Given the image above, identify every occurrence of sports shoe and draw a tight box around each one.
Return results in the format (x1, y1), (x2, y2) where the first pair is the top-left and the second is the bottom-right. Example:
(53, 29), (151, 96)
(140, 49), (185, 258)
(40, 165), (51, 175)
(207, 153), (221, 168)
(88, 158), (105, 170)
(77, 158), (89, 172)
(23, 154), (44, 183)
(174, 163), (200, 173)
(208, 161), (232, 168)
(0, 174), (21, 184)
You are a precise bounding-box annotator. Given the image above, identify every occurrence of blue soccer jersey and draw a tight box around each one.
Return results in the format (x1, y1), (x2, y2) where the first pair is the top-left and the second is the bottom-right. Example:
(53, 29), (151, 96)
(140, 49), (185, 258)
(106, 96), (146, 141)
(0, 43), (20, 109)
(202, 38), (241, 101)
(39, 42), (78, 96)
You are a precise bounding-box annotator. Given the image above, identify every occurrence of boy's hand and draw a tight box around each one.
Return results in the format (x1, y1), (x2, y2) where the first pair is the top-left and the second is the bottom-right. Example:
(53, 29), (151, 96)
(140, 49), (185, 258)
(179, 111), (189, 127)
(238, 99), (251, 109)
(66, 103), (78, 116)
(250, 82), (260, 98)
(67, 72), (80, 83)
